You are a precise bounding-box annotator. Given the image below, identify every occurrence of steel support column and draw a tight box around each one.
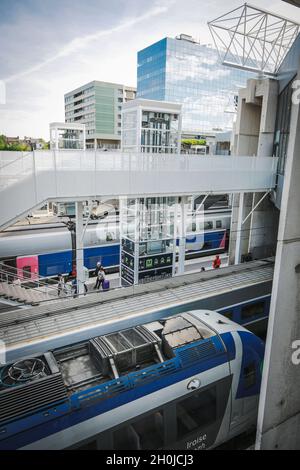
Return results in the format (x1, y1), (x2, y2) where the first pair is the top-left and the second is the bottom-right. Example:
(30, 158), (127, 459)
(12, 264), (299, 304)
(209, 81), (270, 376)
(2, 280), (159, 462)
(178, 196), (188, 275)
(75, 201), (85, 295)
(234, 192), (244, 265)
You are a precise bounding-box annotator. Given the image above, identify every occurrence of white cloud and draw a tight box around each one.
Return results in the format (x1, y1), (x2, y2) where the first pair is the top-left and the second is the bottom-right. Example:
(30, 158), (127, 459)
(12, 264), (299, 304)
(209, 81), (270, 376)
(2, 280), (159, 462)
(4, 4), (171, 84)
(1, 0), (300, 138)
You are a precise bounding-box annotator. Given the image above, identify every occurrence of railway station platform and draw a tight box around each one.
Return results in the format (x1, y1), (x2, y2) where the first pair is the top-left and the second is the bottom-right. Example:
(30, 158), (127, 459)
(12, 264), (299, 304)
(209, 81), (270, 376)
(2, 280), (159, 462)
(0, 258), (274, 362)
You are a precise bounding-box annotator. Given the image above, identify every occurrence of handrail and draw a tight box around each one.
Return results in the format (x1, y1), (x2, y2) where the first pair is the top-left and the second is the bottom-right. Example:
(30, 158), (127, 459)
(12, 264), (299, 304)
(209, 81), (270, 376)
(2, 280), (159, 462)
(0, 262), (117, 303)
(0, 268), (58, 295)
(0, 151), (33, 171)
(0, 263), (57, 287)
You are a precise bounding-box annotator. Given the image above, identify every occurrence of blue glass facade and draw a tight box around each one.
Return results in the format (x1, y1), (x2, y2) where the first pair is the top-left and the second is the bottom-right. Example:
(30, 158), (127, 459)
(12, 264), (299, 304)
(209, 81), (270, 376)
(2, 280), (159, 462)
(137, 37), (255, 135)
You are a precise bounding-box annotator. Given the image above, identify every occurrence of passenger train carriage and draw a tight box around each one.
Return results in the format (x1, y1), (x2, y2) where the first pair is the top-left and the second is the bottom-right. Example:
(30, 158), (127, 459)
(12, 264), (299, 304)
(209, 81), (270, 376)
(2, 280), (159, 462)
(0, 310), (264, 450)
(0, 211), (231, 279)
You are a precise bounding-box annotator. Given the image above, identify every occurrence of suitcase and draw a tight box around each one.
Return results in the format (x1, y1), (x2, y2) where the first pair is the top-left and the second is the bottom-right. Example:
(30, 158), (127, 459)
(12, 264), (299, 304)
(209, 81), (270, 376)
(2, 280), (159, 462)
(102, 280), (110, 290)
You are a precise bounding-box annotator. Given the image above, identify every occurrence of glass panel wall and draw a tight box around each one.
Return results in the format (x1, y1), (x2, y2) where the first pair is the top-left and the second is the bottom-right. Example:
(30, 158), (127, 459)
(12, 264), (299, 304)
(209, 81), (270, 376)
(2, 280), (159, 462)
(274, 77), (294, 175)
(137, 37), (254, 136)
(140, 111), (179, 153)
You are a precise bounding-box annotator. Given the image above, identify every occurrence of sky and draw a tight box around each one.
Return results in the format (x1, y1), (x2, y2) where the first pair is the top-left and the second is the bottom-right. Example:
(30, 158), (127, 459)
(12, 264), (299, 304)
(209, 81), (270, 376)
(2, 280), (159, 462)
(0, 0), (300, 139)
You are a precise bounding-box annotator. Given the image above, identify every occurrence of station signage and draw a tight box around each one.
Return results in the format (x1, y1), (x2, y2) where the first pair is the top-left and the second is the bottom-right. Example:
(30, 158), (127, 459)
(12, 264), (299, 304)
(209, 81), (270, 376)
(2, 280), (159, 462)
(121, 265), (134, 286)
(139, 253), (173, 272)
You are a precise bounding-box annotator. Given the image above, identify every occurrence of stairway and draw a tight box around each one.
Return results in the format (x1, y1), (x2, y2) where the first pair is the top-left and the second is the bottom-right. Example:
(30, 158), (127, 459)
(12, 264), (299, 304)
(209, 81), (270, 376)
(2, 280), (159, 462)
(0, 282), (50, 306)
(0, 264), (60, 307)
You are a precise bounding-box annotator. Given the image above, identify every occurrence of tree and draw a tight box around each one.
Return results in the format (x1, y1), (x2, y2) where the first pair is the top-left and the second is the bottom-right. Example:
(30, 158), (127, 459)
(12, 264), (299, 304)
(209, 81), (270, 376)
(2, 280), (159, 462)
(0, 135), (31, 151)
(0, 135), (6, 150)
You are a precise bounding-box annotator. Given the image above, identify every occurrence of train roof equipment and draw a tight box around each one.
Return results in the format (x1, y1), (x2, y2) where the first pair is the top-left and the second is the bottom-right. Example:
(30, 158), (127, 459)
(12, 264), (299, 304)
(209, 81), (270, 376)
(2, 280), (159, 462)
(0, 311), (232, 445)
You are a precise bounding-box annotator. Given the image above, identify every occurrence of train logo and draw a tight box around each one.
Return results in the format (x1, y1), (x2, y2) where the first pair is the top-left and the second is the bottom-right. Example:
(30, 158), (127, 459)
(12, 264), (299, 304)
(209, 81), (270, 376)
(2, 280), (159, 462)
(187, 378), (201, 390)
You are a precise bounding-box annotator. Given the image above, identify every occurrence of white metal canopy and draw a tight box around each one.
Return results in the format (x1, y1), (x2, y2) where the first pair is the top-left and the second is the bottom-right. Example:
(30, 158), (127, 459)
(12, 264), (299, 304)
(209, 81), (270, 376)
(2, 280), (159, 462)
(208, 3), (300, 75)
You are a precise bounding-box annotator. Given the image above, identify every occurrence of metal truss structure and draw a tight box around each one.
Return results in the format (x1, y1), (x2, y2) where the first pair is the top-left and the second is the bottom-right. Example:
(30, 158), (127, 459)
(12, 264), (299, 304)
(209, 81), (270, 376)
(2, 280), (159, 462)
(208, 3), (300, 76)
(282, 0), (300, 7)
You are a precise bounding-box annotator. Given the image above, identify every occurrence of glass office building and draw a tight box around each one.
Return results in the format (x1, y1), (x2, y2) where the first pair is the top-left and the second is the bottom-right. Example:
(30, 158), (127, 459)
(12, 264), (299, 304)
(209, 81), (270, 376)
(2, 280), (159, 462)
(137, 35), (255, 137)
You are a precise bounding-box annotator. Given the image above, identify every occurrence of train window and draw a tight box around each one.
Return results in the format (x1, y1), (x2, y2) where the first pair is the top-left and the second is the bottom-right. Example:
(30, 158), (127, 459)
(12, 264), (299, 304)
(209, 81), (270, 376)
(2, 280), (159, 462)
(243, 362), (256, 389)
(187, 222), (197, 232)
(203, 241), (212, 249)
(241, 301), (265, 320)
(204, 221), (213, 230)
(176, 387), (217, 440)
(216, 220), (222, 229)
(23, 266), (31, 279)
(221, 310), (233, 320)
(113, 410), (164, 450)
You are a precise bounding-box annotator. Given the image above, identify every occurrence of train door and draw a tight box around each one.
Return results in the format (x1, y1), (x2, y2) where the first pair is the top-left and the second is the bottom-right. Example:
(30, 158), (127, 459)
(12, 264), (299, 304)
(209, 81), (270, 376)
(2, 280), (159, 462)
(167, 376), (233, 450)
(16, 256), (39, 280)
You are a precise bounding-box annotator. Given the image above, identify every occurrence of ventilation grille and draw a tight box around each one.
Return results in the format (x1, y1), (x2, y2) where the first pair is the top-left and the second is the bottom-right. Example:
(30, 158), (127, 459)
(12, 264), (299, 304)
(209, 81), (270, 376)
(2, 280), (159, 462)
(177, 341), (217, 367)
(0, 373), (68, 426)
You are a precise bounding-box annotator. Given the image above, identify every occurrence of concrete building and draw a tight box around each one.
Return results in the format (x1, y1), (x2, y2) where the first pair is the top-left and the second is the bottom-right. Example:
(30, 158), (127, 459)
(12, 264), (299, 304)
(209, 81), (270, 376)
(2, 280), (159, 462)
(121, 99), (182, 154)
(65, 81), (136, 150)
(216, 1), (300, 448)
(214, 131), (232, 156)
(229, 78), (280, 264)
(137, 34), (254, 148)
(255, 30), (300, 450)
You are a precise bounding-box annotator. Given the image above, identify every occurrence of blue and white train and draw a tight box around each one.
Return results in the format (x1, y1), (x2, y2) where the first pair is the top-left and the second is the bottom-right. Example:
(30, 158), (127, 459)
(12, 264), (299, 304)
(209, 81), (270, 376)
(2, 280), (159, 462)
(0, 310), (264, 450)
(0, 212), (231, 279)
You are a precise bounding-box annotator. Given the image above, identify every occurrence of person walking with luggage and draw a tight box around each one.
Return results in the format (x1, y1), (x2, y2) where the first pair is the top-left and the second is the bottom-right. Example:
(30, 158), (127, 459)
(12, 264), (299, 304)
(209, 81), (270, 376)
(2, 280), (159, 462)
(212, 255), (221, 269)
(94, 262), (102, 289)
(95, 266), (105, 290)
(101, 268), (110, 291)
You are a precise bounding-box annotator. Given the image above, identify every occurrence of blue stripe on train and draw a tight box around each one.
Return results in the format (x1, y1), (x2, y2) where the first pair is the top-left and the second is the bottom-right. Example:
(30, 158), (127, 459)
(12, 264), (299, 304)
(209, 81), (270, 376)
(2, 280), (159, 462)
(38, 244), (120, 277)
(177, 230), (225, 250)
(235, 331), (265, 400)
(37, 230), (226, 277)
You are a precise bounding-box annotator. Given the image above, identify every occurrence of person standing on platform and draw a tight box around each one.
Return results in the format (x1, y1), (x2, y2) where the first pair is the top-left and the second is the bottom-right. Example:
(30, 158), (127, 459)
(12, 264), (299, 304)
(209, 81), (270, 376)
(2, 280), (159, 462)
(71, 278), (77, 298)
(57, 274), (65, 297)
(94, 262), (102, 289)
(212, 255), (221, 269)
(95, 266), (105, 290)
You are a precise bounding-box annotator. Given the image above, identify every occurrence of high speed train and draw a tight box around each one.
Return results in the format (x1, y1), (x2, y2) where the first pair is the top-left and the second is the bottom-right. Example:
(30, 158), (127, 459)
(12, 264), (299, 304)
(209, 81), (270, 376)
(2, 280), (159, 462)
(0, 211), (231, 279)
(0, 310), (264, 450)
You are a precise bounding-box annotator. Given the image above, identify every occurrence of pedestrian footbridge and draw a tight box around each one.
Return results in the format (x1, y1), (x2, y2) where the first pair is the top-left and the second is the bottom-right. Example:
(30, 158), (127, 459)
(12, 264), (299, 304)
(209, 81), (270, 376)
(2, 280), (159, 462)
(0, 150), (278, 230)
